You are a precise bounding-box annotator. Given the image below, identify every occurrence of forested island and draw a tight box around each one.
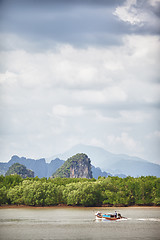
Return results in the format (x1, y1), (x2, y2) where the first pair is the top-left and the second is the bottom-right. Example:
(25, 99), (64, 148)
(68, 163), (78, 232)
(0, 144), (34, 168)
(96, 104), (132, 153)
(0, 175), (160, 207)
(5, 163), (34, 178)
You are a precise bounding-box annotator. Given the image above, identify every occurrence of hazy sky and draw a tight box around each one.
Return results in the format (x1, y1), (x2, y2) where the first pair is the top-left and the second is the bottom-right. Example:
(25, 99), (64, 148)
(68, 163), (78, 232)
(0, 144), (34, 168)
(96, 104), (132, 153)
(0, 0), (160, 164)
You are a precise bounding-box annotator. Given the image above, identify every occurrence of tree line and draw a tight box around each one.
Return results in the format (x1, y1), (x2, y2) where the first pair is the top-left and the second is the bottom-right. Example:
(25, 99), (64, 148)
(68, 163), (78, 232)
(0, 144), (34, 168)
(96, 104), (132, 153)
(0, 175), (160, 207)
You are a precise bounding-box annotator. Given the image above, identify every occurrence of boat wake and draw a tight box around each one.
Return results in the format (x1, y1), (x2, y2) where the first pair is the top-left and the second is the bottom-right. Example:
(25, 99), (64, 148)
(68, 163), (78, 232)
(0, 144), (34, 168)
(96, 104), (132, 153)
(125, 218), (160, 222)
(95, 217), (160, 222)
(137, 218), (160, 222)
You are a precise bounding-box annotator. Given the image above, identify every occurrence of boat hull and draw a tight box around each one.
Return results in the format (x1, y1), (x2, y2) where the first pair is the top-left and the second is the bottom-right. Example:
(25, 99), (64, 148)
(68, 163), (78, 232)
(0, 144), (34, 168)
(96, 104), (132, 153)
(96, 216), (121, 221)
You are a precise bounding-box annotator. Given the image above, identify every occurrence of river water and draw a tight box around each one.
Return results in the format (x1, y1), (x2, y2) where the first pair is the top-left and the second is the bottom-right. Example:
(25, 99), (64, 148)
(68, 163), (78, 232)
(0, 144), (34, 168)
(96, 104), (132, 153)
(0, 207), (160, 240)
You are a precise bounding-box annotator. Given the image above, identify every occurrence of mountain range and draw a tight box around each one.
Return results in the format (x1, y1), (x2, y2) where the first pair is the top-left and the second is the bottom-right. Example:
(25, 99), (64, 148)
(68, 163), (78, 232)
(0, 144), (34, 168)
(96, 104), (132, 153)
(0, 154), (112, 179)
(0, 144), (160, 178)
(49, 144), (160, 177)
(0, 156), (64, 179)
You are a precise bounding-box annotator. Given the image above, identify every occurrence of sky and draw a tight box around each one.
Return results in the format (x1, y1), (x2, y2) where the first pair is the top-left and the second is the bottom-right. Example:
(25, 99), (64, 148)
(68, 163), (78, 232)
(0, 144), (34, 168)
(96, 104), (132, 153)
(0, 0), (160, 164)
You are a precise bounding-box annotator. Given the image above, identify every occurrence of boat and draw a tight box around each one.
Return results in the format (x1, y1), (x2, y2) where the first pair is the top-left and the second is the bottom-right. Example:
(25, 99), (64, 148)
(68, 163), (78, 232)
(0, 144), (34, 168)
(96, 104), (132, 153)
(95, 211), (124, 221)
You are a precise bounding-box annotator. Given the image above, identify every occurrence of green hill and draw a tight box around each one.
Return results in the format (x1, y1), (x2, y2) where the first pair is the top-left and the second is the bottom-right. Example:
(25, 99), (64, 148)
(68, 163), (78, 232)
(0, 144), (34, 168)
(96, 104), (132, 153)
(5, 163), (34, 178)
(52, 153), (93, 179)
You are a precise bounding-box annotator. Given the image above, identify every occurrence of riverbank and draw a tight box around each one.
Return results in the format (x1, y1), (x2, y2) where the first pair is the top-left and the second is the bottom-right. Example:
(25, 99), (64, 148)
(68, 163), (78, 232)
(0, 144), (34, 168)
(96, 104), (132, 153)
(0, 204), (159, 209)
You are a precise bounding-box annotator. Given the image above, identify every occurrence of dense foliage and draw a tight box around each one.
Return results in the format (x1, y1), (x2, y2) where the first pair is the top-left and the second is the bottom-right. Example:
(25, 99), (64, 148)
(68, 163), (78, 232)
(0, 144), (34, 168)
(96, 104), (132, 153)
(0, 175), (160, 207)
(5, 163), (34, 178)
(52, 153), (92, 178)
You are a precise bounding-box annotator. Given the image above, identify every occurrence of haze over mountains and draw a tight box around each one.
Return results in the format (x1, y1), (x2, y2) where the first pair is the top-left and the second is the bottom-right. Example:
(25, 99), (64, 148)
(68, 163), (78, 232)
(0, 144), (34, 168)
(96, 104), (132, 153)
(49, 144), (160, 177)
(0, 144), (160, 178)
(0, 156), (64, 179)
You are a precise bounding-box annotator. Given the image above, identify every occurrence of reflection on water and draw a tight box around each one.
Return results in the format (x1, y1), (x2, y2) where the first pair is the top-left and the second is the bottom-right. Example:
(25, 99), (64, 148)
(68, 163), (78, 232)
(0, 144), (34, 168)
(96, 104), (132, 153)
(0, 207), (160, 240)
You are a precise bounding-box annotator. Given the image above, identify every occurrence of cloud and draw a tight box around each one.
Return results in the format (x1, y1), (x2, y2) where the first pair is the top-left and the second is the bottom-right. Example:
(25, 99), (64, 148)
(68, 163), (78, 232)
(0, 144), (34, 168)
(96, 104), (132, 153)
(119, 110), (150, 123)
(114, 0), (160, 33)
(1, 0), (159, 53)
(107, 132), (144, 154)
(0, 34), (159, 110)
(114, 0), (144, 26)
(52, 105), (84, 118)
(145, 130), (160, 163)
(73, 87), (127, 105)
(0, 0), (160, 164)
(147, 130), (160, 139)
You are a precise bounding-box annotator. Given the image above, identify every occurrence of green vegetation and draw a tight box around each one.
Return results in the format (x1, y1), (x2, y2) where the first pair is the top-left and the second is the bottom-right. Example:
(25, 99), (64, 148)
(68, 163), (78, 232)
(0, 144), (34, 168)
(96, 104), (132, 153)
(52, 153), (92, 178)
(0, 175), (160, 207)
(5, 163), (34, 178)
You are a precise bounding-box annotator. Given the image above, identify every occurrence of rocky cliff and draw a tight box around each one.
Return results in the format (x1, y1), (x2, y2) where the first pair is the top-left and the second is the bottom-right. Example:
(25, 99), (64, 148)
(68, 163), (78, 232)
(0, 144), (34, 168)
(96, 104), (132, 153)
(0, 155), (122, 179)
(52, 153), (93, 179)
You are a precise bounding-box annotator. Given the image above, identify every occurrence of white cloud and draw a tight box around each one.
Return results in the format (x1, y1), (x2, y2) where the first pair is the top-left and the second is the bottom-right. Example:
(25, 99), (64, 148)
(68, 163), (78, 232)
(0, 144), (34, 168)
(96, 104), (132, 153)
(107, 132), (143, 153)
(147, 130), (160, 139)
(73, 87), (127, 105)
(0, 33), (159, 163)
(114, 0), (143, 25)
(0, 71), (17, 85)
(88, 138), (106, 149)
(1, 33), (159, 91)
(52, 104), (84, 117)
(119, 110), (150, 123)
(114, 0), (160, 28)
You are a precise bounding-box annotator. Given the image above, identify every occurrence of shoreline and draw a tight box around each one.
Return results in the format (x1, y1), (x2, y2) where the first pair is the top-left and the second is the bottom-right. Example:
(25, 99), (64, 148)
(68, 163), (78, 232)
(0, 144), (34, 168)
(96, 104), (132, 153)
(0, 204), (159, 209)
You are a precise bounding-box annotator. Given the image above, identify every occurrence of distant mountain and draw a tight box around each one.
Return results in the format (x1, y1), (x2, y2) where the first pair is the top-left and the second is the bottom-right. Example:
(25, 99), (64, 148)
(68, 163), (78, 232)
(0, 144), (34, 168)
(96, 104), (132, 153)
(1, 144), (159, 178)
(91, 166), (111, 179)
(0, 155), (65, 178)
(47, 158), (65, 178)
(5, 163), (34, 178)
(109, 159), (160, 177)
(53, 153), (93, 179)
(0, 155), (111, 179)
(0, 163), (8, 176)
(50, 144), (160, 177)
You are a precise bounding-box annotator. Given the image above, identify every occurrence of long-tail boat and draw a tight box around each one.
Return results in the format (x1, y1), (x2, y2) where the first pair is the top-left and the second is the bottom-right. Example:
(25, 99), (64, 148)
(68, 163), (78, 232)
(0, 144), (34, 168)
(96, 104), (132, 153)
(95, 211), (125, 221)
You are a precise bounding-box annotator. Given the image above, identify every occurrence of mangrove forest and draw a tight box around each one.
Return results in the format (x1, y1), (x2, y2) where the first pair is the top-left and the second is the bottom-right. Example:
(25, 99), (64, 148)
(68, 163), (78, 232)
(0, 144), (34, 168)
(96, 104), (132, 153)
(0, 175), (160, 207)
